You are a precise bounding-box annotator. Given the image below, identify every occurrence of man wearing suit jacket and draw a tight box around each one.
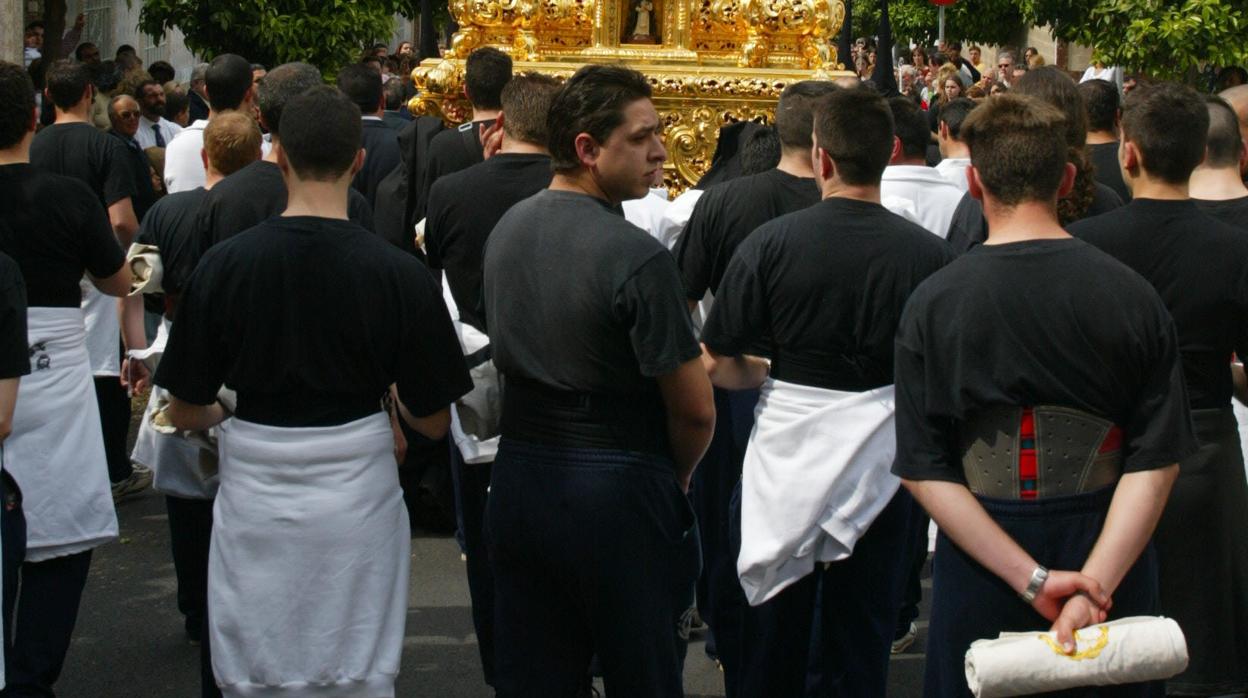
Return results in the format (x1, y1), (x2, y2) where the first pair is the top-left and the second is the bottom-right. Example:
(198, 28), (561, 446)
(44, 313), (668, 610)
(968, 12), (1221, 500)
(338, 63), (401, 211)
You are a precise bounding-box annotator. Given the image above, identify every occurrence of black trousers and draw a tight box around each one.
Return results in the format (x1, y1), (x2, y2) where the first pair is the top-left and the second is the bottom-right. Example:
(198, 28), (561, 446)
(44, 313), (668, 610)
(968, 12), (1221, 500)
(450, 444), (495, 685)
(166, 496), (213, 639)
(91, 375), (132, 484)
(1, 470), (25, 667)
(2, 550), (93, 697)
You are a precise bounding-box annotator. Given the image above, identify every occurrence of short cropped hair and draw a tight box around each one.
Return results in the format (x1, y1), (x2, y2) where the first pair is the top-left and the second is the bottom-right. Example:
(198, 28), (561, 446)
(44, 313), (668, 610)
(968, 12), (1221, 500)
(499, 72), (560, 146)
(1204, 96), (1243, 169)
(0, 62), (36, 149)
(45, 60), (91, 110)
(134, 78), (161, 102)
(74, 42), (97, 62)
(257, 62), (322, 134)
(887, 96), (929, 159)
(205, 54), (253, 111)
(1121, 81), (1209, 184)
(740, 126), (781, 174)
(1078, 79), (1119, 133)
(547, 64), (652, 173)
(961, 94), (1068, 206)
(813, 87), (894, 186)
(336, 63), (382, 113)
(383, 78), (406, 111)
(938, 98), (976, 139)
(148, 60), (175, 85)
(775, 80), (838, 151)
(204, 111), (263, 176)
(164, 88), (189, 120)
(464, 47), (512, 111)
(278, 85), (361, 181)
(1014, 67), (1087, 148)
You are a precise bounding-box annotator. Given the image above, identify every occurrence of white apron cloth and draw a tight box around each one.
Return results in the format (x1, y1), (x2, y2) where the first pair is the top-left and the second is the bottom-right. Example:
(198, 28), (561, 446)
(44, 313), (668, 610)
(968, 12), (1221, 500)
(4, 307), (118, 561)
(80, 280), (120, 376)
(441, 281), (499, 464)
(130, 321), (218, 499)
(964, 616), (1189, 698)
(738, 378), (898, 606)
(210, 413), (410, 698)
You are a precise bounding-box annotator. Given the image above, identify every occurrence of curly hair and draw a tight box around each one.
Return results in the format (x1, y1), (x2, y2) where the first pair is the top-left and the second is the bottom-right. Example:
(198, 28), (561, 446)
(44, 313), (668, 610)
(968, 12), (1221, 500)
(1015, 67), (1096, 224)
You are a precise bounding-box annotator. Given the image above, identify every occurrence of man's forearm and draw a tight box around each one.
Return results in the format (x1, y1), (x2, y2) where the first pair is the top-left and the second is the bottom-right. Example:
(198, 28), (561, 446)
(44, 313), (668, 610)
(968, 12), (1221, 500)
(666, 414), (713, 487)
(120, 295), (147, 350)
(701, 344), (769, 391)
(1081, 465), (1178, 594)
(166, 395), (227, 432)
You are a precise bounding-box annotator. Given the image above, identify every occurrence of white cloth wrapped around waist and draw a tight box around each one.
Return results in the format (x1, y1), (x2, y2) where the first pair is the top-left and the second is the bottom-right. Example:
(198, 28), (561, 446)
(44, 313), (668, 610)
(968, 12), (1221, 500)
(210, 414), (410, 697)
(125, 242), (163, 295)
(4, 307), (118, 561)
(738, 378), (899, 606)
(441, 278), (499, 464)
(79, 280), (121, 375)
(965, 616), (1189, 698)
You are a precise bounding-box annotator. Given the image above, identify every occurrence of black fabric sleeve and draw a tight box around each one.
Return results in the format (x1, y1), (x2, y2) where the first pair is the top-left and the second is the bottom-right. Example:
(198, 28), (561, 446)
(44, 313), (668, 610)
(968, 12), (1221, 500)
(675, 190), (717, 301)
(423, 179), (450, 269)
(615, 253), (701, 377)
(890, 300), (962, 482)
(73, 181), (126, 279)
(102, 136), (138, 207)
(946, 193), (987, 255)
(1122, 306), (1198, 472)
(348, 188), (375, 233)
(700, 238), (769, 357)
(0, 257), (29, 379)
(395, 266), (473, 417)
(153, 254), (228, 405)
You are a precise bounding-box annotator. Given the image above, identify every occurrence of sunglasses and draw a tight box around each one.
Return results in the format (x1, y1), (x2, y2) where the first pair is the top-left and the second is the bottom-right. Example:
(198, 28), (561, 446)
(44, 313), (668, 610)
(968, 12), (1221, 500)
(117, 111), (139, 119)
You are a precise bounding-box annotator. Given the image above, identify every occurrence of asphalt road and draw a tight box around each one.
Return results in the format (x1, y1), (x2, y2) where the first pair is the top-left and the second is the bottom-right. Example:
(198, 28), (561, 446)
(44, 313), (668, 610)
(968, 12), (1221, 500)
(54, 486), (931, 697)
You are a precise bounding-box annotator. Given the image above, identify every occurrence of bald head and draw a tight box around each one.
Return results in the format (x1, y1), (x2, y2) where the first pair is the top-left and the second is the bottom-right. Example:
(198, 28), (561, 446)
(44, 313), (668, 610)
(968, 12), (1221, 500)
(108, 94), (141, 138)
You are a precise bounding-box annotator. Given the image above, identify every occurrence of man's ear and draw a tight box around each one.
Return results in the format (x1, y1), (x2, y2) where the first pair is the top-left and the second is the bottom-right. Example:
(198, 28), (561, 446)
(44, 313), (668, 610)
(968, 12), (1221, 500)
(938, 121), (951, 142)
(1056, 161), (1077, 199)
(967, 164), (984, 202)
(574, 132), (599, 169)
(1238, 141), (1248, 177)
(352, 148), (366, 177)
(200, 147), (208, 171)
(1120, 139), (1142, 176)
(273, 141), (289, 174)
(889, 135), (903, 165)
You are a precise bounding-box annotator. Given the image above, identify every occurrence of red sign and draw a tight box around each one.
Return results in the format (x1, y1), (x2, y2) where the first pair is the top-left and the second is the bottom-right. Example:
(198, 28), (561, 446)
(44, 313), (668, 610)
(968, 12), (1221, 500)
(930, 0), (956, 5)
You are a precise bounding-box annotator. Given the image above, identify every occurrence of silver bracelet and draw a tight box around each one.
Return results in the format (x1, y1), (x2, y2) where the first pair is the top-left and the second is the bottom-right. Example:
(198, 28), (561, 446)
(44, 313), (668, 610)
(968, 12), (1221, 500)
(1019, 565), (1049, 604)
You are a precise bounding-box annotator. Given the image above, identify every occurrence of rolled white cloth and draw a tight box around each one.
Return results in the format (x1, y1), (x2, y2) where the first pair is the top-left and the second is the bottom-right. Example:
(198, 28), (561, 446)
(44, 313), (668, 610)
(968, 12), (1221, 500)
(440, 279), (499, 464)
(965, 616), (1189, 698)
(5, 307), (118, 561)
(125, 242), (163, 295)
(210, 413), (410, 697)
(738, 378), (898, 605)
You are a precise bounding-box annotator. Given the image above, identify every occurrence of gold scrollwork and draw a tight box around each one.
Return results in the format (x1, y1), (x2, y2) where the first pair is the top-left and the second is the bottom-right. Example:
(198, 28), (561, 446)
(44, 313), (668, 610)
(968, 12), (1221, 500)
(1038, 626), (1111, 661)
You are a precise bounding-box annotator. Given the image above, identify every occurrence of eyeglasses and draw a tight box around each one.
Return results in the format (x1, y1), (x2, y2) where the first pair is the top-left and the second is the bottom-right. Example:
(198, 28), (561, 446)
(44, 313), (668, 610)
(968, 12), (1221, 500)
(117, 111), (139, 119)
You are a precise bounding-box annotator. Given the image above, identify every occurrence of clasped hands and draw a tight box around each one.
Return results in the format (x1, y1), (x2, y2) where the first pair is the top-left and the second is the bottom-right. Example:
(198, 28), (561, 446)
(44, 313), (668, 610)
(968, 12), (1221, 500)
(1029, 570), (1112, 655)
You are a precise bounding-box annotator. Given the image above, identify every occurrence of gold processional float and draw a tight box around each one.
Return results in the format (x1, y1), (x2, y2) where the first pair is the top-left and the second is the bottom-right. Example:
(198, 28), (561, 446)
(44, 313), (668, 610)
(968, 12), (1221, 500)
(408, 0), (852, 193)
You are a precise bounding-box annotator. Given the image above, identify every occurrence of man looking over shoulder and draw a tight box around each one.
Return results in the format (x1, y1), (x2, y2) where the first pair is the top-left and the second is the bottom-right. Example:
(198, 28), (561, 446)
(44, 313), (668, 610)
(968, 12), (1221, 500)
(154, 85), (471, 697)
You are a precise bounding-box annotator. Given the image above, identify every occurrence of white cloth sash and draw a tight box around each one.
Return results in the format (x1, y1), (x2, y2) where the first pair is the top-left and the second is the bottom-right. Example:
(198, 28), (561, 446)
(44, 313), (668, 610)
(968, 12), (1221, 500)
(125, 242), (164, 295)
(964, 616), (1189, 697)
(130, 321), (218, 499)
(210, 414), (410, 698)
(738, 378), (899, 605)
(4, 307), (118, 561)
(80, 280), (121, 375)
(441, 280), (499, 464)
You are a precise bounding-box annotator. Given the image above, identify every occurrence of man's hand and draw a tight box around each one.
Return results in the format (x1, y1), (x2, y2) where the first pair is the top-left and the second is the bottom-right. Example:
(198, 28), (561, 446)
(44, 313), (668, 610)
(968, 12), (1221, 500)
(479, 120), (503, 160)
(121, 357), (150, 395)
(1049, 592), (1109, 654)
(73, 13), (86, 31)
(1029, 570), (1110, 623)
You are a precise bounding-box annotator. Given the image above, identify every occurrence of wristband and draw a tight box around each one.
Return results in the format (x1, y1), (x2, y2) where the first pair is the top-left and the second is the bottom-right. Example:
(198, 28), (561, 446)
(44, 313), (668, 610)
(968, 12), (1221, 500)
(1019, 565), (1049, 605)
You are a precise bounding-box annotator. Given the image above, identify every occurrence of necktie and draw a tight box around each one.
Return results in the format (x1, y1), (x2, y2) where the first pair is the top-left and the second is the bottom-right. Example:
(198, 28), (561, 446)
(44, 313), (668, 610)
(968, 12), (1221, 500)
(152, 123), (165, 148)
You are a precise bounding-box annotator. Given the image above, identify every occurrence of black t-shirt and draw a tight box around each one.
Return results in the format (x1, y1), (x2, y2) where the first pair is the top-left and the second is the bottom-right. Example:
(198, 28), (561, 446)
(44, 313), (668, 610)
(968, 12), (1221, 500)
(425, 153), (552, 332)
(109, 131), (160, 222)
(0, 164), (125, 307)
(702, 197), (953, 391)
(1070, 199), (1248, 410)
(30, 122), (135, 209)
(136, 188), (207, 301)
(418, 120), (492, 218)
(195, 160), (375, 257)
(675, 168), (820, 300)
(892, 238), (1196, 483)
(1195, 196), (1248, 231)
(155, 216), (472, 428)
(354, 119), (402, 211)
(946, 183), (1124, 255)
(484, 189), (700, 393)
(0, 253), (30, 380)
(1088, 141), (1131, 203)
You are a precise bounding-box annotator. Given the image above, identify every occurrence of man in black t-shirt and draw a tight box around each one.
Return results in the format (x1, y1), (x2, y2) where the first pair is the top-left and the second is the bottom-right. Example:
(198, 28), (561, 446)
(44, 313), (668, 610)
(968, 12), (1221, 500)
(897, 92), (1193, 698)
(0, 250), (28, 697)
(1070, 82), (1248, 696)
(482, 65), (714, 697)
(416, 47), (512, 219)
(1191, 95), (1248, 229)
(155, 86), (470, 697)
(423, 71), (560, 688)
(701, 86), (950, 698)
(1078, 79), (1131, 203)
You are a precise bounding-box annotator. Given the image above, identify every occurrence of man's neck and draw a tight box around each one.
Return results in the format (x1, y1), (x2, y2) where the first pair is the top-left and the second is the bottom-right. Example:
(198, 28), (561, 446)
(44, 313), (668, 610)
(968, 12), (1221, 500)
(282, 179), (351, 220)
(940, 144), (969, 160)
(498, 136), (548, 156)
(0, 137), (32, 165)
(54, 104), (90, 124)
(471, 109), (501, 122)
(141, 113), (161, 124)
(264, 136), (281, 164)
(549, 170), (616, 206)
(1086, 130), (1117, 145)
(204, 171), (224, 190)
(1189, 166), (1248, 201)
(776, 149), (814, 178)
(1127, 174), (1189, 201)
(820, 181), (882, 204)
(982, 198), (1068, 245)
(889, 157), (926, 168)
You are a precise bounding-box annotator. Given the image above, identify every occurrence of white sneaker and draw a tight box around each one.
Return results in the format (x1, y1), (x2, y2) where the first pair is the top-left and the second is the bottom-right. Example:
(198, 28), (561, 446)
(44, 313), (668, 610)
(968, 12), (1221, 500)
(891, 622), (917, 654)
(111, 464), (153, 502)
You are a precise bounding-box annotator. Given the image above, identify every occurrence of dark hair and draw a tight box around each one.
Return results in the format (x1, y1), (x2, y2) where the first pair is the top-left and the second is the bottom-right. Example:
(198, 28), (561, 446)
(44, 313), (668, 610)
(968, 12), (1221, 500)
(256, 62), (322, 134)
(164, 88), (189, 119)
(383, 77), (406, 111)
(148, 60), (175, 85)
(250, 63), (267, 72)
(0, 61), (36, 149)
(74, 42), (97, 61)
(1014, 67), (1094, 223)
(361, 55), (382, 68)
(116, 44), (137, 58)
(93, 59), (120, 92)
(45, 60), (92, 110)
(205, 54), (253, 111)
(962, 94), (1069, 206)
(1206, 96), (1244, 169)
(336, 63), (382, 114)
(547, 64), (651, 173)
(1078, 79), (1119, 133)
(1218, 67), (1248, 90)
(813, 87), (894, 185)
(278, 85), (362, 181)
(947, 41), (962, 51)
(1121, 81), (1208, 184)
(887, 96), (929, 159)
(24, 21), (44, 34)
(500, 72), (560, 146)
(134, 78), (161, 102)
(464, 47), (513, 111)
(938, 98), (975, 139)
(775, 80), (838, 151)
(116, 52), (142, 74)
(740, 126), (781, 174)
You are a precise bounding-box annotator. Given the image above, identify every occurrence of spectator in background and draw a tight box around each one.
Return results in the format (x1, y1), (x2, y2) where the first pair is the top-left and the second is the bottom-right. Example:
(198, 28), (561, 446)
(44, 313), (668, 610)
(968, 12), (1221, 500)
(74, 42), (101, 66)
(134, 79), (182, 149)
(163, 85), (190, 128)
(107, 94), (160, 220)
(89, 59), (119, 130)
(250, 63), (267, 85)
(1079, 78), (1131, 202)
(996, 51), (1018, 88)
(362, 54), (383, 75)
(187, 62), (211, 122)
(373, 43), (390, 59)
(24, 14), (84, 68)
(884, 96), (963, 237)
(968, 45), (986, 75)
(116, 44), (137, 60)
(934, 98), (974, 191)
(928, 71), (964, 132)
(382, 78), (410, 128)
(148, 60), (175, 85)
(943, 41), (981, 85)
(397, 41), (414, 58)
(1081, 60), (1123, 92)
(337, 63), (401, 210)
(1023, 46), (1039, 64)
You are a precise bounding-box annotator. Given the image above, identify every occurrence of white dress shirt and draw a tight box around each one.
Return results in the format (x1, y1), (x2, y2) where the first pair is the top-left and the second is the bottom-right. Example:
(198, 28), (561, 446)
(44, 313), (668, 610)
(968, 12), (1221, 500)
(880, 165), (964, 239)
(162, 119), (208, 193)
(136, 115), (183, 150)
(934, 157), (972, 192)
